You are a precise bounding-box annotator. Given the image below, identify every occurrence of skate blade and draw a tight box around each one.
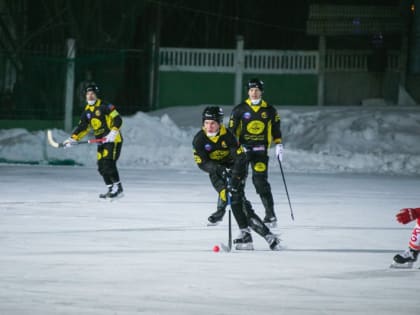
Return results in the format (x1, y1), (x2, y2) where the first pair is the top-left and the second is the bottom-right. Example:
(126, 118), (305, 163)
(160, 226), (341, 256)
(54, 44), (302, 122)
(271, 243), (283, 251)
(207, 221), (221, 227)
(109, 193), (124, 202)
(389, 262), (414, 269)
(235, 243), (254, 250)
(265, 222), (278, 229)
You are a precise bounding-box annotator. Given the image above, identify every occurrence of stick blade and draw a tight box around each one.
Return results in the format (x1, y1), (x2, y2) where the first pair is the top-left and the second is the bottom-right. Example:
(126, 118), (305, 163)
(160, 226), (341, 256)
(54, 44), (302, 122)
(47, 130), (62, 148)
(220, 243), (232, 252)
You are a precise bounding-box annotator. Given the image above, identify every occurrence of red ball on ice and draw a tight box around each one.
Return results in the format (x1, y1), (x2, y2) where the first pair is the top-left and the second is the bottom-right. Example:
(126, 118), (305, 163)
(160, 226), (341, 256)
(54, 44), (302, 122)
(213, 245), (220, 252)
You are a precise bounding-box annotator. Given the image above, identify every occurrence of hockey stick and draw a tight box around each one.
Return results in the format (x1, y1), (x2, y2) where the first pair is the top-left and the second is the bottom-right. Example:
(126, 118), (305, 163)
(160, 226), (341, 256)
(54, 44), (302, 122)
(277, 158), (295, 221)
(220, 177), (233, 252)
(227, 177), (233, 251)
(228, 206), (232, 251)
(47, 130), (104, 148)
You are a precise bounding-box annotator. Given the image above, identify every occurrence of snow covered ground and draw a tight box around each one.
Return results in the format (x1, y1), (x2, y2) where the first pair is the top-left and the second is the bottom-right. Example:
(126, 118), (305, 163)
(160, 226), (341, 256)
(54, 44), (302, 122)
(1, 165), (419, 315)
(1, 106), (420, 174)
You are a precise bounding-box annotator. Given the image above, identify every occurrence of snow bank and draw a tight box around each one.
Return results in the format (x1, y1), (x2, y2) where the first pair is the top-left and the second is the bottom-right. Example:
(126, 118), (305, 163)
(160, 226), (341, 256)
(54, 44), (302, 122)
(1, 107), (420, 175)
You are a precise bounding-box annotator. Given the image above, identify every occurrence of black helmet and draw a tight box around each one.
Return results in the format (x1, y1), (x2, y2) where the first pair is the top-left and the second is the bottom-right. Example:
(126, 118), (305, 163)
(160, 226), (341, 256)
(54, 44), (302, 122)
(85, 84), (100, 95)
(246, 78), (264, 92)
(202, 106), (224, 124)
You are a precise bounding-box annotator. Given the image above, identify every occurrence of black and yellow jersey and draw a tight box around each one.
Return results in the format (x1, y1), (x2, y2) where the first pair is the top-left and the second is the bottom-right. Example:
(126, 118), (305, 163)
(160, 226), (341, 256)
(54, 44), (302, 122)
(228, 99), (281, 147)
(192, 125), (246, 177)
(71, 98), (123, 142)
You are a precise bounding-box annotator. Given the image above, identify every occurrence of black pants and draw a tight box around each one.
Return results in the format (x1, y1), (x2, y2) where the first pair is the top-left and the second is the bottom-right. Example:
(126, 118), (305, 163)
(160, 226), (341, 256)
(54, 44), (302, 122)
(245, 150), (271, 195)
(230, 188), (270, 238)
(208, 168), (270, 237)
(244, 150), (275, 217)
(209, 171), (228, 211)
(97, 142), (122, 186)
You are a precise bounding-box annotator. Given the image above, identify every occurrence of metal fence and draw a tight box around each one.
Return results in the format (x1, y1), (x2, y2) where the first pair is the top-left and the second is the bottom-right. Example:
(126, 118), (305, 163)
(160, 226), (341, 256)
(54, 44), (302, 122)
(159, 47), (399, 73)
(0, 47), (147, 121)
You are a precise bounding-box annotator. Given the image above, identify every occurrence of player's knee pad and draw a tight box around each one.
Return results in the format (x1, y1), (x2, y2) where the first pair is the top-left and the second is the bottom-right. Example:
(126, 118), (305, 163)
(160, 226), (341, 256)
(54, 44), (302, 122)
(242, 199), (255, 217)
(98, 159), (117, 177)
(209, 173), (226, 193)
(230, 199), (248, 229)
(97, 159), (106, 176)
(252, 174), (271, 195)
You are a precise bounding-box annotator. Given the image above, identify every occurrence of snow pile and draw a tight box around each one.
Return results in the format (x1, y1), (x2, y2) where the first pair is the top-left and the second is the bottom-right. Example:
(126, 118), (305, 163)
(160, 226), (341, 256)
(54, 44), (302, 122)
(1, 107), (420, 175)
(281, 107), (420, 174)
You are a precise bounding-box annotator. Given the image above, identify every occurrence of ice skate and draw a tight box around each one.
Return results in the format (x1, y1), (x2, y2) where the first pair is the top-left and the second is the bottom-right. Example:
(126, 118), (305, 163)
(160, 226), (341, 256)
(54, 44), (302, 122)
(390, 248), (418, 269)
(108, 182), (124, 200)
(264, 215), (277, 228)
(207, 209), (226, 226)
(265, 233), (282, 251)
(233, 229), (254, 250)
(99, 185), (112, 199)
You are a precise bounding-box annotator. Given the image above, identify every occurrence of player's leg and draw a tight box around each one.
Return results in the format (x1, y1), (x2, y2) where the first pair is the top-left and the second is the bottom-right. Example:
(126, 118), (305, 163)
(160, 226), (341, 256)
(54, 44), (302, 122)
(251, 153), (277, 226)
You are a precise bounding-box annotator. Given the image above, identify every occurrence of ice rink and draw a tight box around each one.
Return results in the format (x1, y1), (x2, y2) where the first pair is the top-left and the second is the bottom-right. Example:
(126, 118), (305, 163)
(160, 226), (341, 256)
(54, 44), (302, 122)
(1, 165), (419, 314)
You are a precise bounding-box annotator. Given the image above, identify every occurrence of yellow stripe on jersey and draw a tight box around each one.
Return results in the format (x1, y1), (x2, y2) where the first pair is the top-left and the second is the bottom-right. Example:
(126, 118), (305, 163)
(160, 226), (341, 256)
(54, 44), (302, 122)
(267, 120), (272, 147)
(110, 110), (119, 118)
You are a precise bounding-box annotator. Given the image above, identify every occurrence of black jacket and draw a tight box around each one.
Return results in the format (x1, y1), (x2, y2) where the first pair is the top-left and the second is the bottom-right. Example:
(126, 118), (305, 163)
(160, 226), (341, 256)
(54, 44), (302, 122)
(228, 98), (281, 148)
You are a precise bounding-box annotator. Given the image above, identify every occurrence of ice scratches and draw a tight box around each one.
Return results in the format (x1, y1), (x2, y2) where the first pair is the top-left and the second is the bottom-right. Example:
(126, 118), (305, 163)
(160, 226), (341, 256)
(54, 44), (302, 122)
(18, 248), (211, 256)
(0, 201), (88, 206)
(280, 225), (410, 231)
(7, 226), (208, 235)
(325, 269), (419, 280)
(282, 248), (400, 254)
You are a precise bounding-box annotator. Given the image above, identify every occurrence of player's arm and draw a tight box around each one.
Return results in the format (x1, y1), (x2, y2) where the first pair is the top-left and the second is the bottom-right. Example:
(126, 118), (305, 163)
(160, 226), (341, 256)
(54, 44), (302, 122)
(271, 108), (282, 144)
(71, 110), (90, 141)
(61, 110), (90, 147)
(396, 208), (420, 224)
(228, 107), (241, 139)
(103, 104), (122, 143)
(227, 132), (246, 180)
(192, 137), (223, 175)
(106, 104), (122, 131)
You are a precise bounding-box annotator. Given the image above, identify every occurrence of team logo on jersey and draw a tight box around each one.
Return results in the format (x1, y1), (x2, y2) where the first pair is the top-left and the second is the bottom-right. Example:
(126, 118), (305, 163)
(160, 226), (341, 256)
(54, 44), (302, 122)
(254, 162), (266, 172)
(205, 144), (212, 151)
(95, 110), (101, 116)
(243, 112), (251, 120)
(246, 120), (265, 134)
(261, 112), (268, 119)
(90, 118), (102, 130)
(209, 150), (229, 160)
(194, 155), (202, 164)
(221, 141), (228, 148)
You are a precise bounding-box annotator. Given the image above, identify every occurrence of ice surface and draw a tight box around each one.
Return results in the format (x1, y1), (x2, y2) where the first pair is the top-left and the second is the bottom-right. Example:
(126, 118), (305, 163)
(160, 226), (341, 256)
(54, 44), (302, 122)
(0, 165), (419, 315)
(1, 106), (420, 313)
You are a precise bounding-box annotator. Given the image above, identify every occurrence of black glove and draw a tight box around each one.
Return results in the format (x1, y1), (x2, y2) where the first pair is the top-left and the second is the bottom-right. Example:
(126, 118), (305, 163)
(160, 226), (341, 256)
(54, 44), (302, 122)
(227, 176), (242, 194)
(214, 165), (231, 180)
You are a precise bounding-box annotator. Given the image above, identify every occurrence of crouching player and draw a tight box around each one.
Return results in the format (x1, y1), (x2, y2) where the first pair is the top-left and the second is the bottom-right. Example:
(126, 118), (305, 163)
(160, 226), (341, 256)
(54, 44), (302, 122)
(192, 106), (281, 250)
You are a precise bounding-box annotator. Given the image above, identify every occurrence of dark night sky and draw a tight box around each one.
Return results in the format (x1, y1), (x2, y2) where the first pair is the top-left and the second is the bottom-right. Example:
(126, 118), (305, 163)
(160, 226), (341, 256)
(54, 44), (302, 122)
(19, 0), (406, 51)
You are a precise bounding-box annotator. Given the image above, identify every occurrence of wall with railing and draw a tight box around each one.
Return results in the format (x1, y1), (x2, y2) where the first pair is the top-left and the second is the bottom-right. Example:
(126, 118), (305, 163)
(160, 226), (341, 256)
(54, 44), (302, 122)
(158, 47), (402, 107)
